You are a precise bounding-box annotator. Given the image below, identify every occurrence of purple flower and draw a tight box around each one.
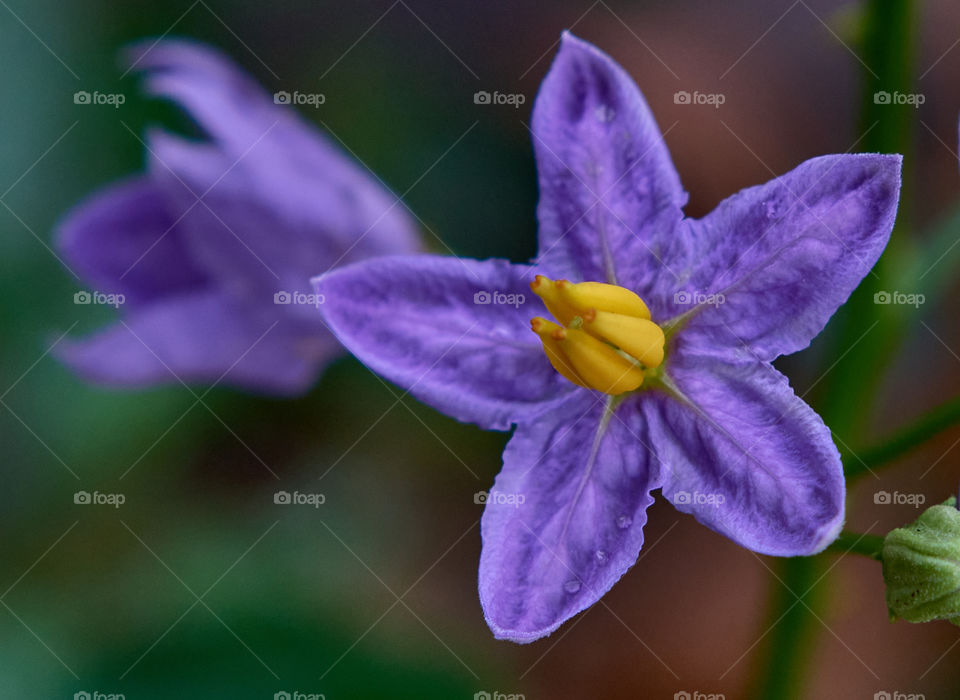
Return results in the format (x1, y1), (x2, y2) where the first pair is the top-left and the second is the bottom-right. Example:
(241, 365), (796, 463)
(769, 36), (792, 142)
(314, 33), (902, 642)
(57, 40), (420, 395)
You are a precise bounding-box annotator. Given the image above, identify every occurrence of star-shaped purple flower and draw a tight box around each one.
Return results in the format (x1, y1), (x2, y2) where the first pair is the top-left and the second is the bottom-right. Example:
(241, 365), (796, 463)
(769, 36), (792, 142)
(313, 33), (901, 641)
(57, 40), (420, 395)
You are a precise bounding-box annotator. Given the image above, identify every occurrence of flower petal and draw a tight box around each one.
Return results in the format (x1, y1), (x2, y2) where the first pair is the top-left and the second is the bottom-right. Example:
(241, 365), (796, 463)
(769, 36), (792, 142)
(127, 39), (301, 158)
(479, 392), (659, 642)
(128, 40), (420, 295)
(313, 254), (573, 430)
(678, 154), (902, 359)
(57, 292), (336, 395)
(532, 32), (688, 294)
(55, 177), (207, 303)
(646, 350), (844, 555)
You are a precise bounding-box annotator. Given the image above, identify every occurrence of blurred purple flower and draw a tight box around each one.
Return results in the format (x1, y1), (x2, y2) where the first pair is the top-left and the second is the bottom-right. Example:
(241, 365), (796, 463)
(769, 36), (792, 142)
(57, 40), (421, 395)
(314, 33), (902, 641)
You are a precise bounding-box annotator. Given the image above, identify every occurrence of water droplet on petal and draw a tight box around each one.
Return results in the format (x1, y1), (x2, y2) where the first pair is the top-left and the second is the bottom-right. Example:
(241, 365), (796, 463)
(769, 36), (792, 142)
(595, 549), (608, 564)
(564, 579), (581, 594)
(764, 200), (782, 219)
(595, 104), (616, 123)
(616, 515), (632, 529)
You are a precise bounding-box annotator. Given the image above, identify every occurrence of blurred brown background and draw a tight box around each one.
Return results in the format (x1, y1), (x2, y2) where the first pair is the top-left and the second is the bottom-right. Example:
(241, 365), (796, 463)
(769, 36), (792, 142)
(2, 0), (960, 698)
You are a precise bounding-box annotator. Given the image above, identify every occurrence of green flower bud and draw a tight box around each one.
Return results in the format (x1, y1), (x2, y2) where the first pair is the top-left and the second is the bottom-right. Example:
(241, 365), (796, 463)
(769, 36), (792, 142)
(882, 497), (960, 625)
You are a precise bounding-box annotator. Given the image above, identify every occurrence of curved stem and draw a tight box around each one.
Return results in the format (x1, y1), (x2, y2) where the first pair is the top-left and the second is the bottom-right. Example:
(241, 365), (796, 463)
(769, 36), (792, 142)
(824, 530), (885, 560)
(846, 393), (960, 479)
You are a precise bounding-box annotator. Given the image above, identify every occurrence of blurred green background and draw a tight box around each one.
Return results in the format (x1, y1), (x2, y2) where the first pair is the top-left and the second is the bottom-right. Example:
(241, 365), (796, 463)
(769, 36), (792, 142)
(3, 0), (960, 698)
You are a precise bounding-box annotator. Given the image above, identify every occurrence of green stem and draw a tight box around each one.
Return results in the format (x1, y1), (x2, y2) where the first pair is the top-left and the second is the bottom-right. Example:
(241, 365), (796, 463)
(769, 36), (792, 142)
(845, 393), (960, 479)
(750, 557), (824, 700)
(751, 534), (884, 699)
(824, 531), (885, 560)
(754, 5), (918, 699)
(816, 0), (918, 443)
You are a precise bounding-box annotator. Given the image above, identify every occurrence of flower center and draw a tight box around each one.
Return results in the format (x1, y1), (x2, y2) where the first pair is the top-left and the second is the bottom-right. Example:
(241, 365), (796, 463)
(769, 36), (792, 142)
(529, 275), (665, 395)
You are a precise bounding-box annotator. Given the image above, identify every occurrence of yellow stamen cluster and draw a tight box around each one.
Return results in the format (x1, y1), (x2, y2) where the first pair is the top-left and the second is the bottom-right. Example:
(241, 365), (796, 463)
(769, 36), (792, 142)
(530, 275), (665, 395)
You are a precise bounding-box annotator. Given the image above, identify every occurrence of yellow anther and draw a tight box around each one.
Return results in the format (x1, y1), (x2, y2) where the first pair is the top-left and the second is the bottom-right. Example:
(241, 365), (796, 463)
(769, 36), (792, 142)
(529, 276), (665, 395)
(530, 317), (588, 388)
(552, 327), (645, 395)
(556, 280), (650, 319)
(530, 275), (578, 325)
(582, 309), (665, 369)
